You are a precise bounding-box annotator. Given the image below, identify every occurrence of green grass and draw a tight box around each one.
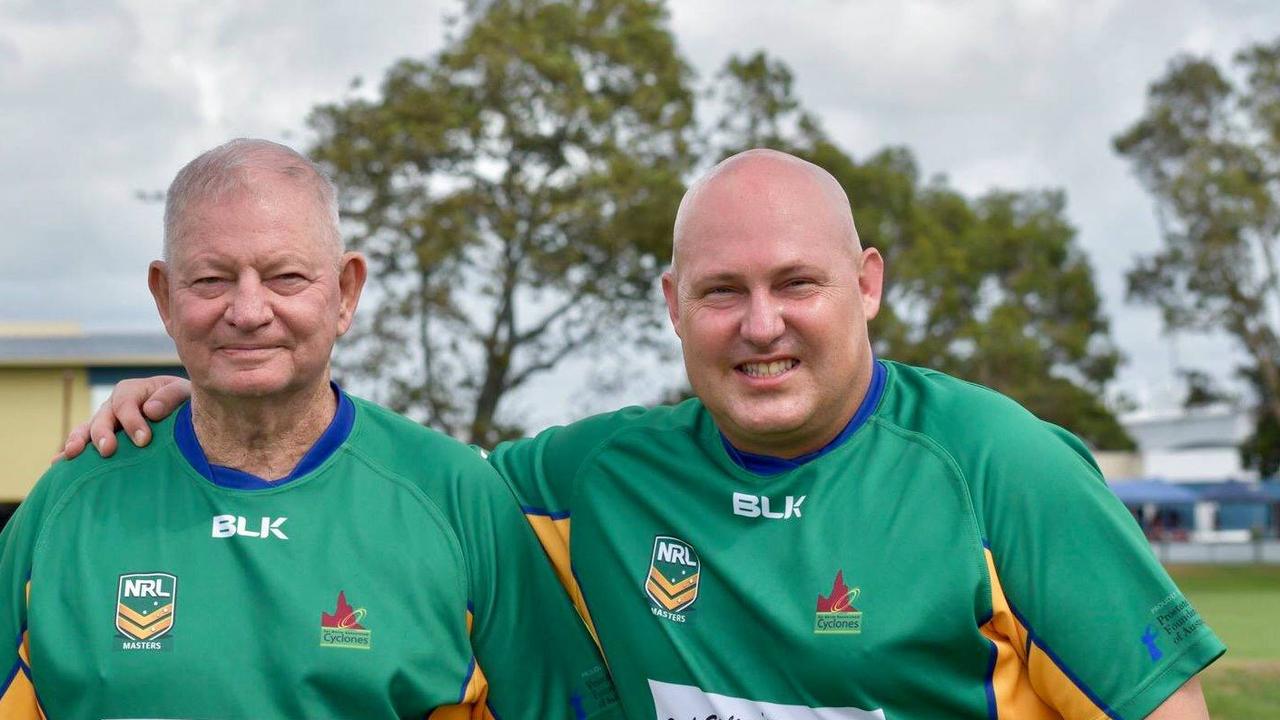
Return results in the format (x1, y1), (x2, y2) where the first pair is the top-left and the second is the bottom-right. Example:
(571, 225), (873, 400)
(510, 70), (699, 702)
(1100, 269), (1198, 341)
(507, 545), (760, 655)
(1166, 565), (1280, 719)
(1166, 564), (1280, 661)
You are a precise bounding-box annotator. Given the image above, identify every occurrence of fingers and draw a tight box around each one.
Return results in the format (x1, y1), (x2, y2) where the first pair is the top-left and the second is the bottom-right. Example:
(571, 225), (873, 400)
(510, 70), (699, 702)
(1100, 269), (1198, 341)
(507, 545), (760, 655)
(54, 421), (93, 462)
(86, 396), (123, 458)
(142, 378), (193, 421)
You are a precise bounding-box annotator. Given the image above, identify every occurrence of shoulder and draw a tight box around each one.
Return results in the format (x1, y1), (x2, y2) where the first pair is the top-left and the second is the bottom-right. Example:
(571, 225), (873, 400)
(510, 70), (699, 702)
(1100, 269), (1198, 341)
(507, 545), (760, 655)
(491, 399), (704, 472)
(15, 427), (172, 542)
(345, 396), (491, 474)
(875, 361), (1102, 496)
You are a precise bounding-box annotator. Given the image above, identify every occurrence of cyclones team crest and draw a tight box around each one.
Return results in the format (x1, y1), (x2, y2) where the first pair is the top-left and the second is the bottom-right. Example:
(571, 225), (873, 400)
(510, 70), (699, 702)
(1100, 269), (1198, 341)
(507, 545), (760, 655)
(116, 572), (178, 643)
(645, 536), (700, 616)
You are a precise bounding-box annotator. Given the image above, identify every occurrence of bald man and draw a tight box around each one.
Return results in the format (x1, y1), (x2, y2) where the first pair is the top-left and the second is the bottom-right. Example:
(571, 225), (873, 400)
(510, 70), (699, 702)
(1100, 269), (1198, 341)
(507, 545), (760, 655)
(65, 149), (1222, 719)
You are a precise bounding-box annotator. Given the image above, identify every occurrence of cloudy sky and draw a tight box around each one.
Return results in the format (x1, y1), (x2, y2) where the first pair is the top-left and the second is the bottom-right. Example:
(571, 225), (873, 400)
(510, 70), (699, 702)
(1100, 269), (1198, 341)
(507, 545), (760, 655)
(2, 0), (1276, 427)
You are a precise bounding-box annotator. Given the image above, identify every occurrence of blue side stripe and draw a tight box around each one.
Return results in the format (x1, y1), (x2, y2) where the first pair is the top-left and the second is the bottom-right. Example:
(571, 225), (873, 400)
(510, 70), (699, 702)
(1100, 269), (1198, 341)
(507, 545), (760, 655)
(521, 506), (570, 520)
(1005, 597), (1119, 719)
(983, 640), (999, 720)
(0, 626), (26, 696)
(487, 700), (503, 720)
(0, 659), (20, 697)
(457, 657), (476, 703)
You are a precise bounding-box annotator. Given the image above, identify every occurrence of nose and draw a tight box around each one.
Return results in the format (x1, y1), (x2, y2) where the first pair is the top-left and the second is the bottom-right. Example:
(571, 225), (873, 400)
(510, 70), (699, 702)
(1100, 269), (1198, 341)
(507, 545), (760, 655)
(740, 291), (785, 347)
(224, 275), (274, 330)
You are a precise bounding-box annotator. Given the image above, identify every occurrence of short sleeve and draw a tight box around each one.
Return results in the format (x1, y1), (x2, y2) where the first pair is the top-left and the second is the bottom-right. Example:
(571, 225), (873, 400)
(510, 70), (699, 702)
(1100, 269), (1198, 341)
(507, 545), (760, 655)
(978, 421), (1224, 719)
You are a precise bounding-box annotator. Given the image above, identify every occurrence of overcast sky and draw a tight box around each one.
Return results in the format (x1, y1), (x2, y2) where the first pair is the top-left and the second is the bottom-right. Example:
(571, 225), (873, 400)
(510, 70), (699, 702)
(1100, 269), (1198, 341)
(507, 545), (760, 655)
(2, 0), (1276, 428)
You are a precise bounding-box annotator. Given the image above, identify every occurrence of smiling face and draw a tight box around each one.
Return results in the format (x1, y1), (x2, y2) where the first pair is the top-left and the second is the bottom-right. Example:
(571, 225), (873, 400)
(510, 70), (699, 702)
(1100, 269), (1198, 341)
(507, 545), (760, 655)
(662, 151), (883, 457)
(149, 168), (363, 403)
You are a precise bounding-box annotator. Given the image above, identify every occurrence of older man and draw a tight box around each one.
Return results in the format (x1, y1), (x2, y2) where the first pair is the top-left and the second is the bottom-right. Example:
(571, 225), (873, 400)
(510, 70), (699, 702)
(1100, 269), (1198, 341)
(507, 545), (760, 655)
(3, 139), (616, 719)
(67, 149), (1222, 718)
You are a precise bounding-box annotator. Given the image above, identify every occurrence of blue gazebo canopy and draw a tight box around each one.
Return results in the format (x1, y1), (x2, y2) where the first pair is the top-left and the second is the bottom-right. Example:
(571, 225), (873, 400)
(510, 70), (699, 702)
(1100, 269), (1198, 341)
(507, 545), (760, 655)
(1108, 479), (1199, 505)
(1195, 480), (1280, 503)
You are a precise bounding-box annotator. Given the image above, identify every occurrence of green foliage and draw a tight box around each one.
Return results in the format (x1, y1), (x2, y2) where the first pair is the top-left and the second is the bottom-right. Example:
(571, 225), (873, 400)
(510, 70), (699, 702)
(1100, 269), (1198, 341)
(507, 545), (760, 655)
(1115, 38), (1280, 465)
(710, 52), (1132, 449)
(309, 0), (697, 445)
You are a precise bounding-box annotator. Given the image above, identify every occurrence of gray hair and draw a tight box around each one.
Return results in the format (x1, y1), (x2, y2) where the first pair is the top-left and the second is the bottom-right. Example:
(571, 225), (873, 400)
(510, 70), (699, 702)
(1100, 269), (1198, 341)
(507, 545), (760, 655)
(163, 138), (341, 260)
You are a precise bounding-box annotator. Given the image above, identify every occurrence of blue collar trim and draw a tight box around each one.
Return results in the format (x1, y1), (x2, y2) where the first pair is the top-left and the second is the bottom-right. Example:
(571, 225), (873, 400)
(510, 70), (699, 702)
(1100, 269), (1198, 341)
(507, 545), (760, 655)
(722, 359), (887, 476)
(174, 383), (355, 490)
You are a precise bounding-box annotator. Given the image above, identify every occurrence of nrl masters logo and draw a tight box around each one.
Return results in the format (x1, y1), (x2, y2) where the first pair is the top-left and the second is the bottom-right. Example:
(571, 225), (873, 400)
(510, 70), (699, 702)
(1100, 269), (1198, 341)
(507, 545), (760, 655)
(116, 572), (177, 651)
(645, 536), (700, 622)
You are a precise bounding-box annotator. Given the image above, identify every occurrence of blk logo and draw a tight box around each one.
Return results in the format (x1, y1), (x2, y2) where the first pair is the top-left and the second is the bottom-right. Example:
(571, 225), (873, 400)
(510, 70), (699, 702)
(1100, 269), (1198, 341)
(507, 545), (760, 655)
(732, 492), (806, 519)
(212, 514), (288, 540)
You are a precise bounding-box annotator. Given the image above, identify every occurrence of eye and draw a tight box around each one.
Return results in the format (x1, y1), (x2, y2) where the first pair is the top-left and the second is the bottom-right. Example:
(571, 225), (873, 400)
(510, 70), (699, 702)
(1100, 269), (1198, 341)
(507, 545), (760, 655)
(267, 273), (309, 293)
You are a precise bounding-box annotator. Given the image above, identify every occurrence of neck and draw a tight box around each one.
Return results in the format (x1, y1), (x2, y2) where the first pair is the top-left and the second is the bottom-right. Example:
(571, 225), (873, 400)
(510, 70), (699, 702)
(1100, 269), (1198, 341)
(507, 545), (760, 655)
(726, 356), (877, 459)
(190, 379), (337, 481)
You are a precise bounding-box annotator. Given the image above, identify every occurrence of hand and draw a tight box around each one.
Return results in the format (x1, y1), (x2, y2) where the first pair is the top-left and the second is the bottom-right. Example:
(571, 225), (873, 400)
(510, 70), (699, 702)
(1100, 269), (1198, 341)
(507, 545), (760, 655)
(55, 376), (192, 461)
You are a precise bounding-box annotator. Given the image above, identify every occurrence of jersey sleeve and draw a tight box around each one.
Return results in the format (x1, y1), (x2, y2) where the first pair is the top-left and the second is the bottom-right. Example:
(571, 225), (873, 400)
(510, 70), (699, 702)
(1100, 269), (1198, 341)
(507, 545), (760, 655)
(0, 465), (63, 719)
(486, 407), (648, 636)
(448, 459), (620, 720)
(975, 419), (1224, 720)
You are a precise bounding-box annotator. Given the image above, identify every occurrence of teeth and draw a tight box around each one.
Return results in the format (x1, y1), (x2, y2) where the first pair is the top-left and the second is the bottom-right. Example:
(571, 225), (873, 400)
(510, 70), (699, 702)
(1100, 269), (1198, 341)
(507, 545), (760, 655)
(741, 360), (797, 378)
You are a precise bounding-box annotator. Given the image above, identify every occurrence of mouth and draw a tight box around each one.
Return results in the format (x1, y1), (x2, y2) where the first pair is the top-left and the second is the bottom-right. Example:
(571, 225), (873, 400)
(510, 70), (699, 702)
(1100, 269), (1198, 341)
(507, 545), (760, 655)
(218, 345), (282, 356)
(736, 358), (799, 379)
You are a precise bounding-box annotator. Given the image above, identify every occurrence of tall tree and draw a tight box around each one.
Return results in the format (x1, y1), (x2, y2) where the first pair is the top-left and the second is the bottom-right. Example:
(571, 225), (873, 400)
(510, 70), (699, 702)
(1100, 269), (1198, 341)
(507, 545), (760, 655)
(1114, 37), (1280, 470)
(309, 0), (696, 445)
(711, 52), (1132, 449)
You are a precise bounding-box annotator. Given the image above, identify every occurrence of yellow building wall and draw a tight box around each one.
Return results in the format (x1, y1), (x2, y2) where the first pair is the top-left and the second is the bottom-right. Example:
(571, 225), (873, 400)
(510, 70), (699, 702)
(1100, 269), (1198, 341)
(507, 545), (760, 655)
(0, 368), (91, 501)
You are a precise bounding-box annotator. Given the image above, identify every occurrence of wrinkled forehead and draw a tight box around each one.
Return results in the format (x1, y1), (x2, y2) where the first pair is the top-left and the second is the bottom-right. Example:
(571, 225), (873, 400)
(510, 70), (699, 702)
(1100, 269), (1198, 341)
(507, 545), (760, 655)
(168, 182), (337, 267)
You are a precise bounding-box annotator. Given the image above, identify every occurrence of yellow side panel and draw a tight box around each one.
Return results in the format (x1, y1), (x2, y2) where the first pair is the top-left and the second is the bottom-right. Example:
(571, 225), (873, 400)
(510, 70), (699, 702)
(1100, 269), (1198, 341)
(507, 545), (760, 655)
(0, 368), (91, 500)
(0, 628), (45, 720)
(523, 514), (601, 649)
(428, 610), (494, 720)
(981, 548), (1107, 720)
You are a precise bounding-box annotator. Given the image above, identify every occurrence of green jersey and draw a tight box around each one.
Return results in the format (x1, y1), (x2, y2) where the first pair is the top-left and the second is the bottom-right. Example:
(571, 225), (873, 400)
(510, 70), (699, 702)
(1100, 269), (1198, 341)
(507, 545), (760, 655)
(489, 360), (1224, 719)
(0, 391), (618, 719)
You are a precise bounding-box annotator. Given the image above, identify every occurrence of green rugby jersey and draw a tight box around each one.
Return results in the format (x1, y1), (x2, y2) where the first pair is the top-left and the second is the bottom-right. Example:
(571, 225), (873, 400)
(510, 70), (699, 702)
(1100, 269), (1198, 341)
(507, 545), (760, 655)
(489, 360), (1224, 719)
(0, 391), (618, 719)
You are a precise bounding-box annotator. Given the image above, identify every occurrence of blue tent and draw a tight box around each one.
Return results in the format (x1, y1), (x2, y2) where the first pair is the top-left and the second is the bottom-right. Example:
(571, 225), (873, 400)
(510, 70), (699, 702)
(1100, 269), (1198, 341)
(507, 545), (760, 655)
(1195, 480), (1280, 503)
(1108, 479), (1199, 505)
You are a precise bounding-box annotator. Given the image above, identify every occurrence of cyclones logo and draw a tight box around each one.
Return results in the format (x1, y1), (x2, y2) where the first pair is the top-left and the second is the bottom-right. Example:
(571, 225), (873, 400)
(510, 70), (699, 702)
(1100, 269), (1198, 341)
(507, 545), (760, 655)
(815, 571), (863, 634)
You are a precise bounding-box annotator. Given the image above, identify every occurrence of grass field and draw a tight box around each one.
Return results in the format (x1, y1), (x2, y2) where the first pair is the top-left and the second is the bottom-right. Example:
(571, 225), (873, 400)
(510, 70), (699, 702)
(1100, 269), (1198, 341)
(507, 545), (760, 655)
(1166, 564), (1280, 718)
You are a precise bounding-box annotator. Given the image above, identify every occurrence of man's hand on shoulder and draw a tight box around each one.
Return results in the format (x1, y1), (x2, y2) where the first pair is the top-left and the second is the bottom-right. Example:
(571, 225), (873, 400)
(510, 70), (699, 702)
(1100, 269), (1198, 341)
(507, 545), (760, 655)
(56, 375), (192, 462)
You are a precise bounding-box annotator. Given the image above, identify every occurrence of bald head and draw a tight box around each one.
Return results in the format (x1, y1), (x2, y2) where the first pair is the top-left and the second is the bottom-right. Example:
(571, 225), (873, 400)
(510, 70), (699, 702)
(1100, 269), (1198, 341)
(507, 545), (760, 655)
(163, 138), (341, 262)
(671, 149), (861, 275)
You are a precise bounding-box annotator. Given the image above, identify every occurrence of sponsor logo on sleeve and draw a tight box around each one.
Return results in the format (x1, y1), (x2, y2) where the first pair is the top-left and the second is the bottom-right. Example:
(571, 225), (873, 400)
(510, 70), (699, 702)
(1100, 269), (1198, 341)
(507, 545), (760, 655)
(320, 590), (372, 649)
(1146, 592), (1205, 659)
(648, 679), (885, 719)
(116, 572), (178, 651)
(645, 536), (700, 622)
(815, 570), (863, 635)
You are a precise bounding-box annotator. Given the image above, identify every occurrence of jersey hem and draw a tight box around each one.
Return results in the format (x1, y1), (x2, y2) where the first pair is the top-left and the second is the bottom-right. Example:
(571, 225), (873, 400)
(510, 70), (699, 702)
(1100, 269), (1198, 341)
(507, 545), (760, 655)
(1109, 631), (1225, 720)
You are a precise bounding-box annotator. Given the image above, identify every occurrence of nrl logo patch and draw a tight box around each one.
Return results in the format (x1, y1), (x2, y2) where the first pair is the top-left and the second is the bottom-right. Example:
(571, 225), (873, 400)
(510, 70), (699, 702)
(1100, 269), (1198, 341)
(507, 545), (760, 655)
(645, 535), (700, 622)
(116, 572), (177, 651)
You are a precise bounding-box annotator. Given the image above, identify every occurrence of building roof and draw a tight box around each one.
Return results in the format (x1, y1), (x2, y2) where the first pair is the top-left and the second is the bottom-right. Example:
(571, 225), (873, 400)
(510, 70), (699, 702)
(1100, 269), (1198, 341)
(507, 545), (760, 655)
(0, 332), (178, 367)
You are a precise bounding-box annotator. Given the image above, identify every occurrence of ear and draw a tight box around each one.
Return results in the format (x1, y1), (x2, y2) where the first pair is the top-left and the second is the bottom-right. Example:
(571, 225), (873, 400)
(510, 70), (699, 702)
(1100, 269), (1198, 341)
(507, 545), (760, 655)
(661, 269), (682, 338)
(858, 247), (884, 321)
(148, 261), (175, 335)
(335, 251), (368, 336)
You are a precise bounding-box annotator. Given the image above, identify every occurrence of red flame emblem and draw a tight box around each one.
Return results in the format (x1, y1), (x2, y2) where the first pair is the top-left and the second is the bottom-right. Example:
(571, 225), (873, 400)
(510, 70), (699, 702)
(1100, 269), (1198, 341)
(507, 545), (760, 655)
(817, 570), (859, 613)
(321, 591), (367, 630)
